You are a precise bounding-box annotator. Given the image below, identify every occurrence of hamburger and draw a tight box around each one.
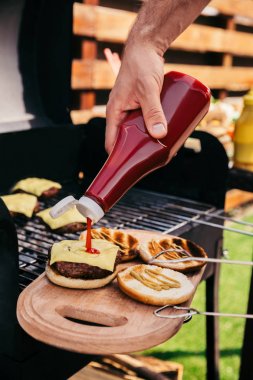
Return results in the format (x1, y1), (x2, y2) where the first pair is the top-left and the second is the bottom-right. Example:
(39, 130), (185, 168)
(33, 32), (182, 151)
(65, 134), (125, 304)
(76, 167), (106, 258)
(46, 239), (122, 289)
(80, 227), (139, 262)
(117, 264), (194, 306)
(139, 237), (207, 272)
(1, 193), (39, 218)
(12, 177), (61, 198)
(37, 206), (86, 233)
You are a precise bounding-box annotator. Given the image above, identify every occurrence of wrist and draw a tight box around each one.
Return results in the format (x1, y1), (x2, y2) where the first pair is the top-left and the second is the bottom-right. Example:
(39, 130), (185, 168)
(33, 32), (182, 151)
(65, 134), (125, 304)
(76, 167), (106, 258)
(125, 33), (168, 58)
(125, 28), (169, 58)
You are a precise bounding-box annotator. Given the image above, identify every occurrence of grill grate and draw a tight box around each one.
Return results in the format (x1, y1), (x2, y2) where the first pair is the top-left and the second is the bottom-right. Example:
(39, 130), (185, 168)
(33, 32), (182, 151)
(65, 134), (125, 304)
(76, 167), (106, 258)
(16, 185), (217, 289)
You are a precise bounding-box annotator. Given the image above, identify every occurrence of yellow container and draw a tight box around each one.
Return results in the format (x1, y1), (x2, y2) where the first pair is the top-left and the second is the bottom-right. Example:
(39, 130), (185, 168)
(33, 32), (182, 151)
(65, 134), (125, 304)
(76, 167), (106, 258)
(234, 89), (253, 171)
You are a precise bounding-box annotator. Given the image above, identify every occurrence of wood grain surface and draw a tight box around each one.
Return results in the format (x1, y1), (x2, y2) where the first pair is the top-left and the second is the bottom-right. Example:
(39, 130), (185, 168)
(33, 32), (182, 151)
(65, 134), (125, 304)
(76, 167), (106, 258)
(17, 230), (204, 355)
(73, 3), (253, 57)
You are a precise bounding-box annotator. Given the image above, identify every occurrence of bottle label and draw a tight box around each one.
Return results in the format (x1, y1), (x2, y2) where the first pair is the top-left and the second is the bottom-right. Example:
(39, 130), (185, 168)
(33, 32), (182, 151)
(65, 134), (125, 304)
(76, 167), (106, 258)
(234, 143), (253, 165)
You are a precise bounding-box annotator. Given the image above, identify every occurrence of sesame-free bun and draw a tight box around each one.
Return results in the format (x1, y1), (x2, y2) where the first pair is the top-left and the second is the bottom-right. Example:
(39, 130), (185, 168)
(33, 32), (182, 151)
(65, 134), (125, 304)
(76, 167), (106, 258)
(46, 263), (118, 289)
(80, 228), (139, 262)
(139, 237), (207, 272)
(117, 264), (194, 306)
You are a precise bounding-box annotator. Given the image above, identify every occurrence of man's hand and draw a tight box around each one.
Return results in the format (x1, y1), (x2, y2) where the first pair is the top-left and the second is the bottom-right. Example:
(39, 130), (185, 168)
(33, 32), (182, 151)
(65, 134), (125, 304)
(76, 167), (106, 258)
(105, 0), (211, 153)
(105, 45), (167, 153)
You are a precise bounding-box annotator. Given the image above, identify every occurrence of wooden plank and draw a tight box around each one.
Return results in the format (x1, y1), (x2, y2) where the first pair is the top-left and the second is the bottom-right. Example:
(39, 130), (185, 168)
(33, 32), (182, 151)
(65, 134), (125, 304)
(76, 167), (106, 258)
(72, 59), (115, 89)
(73, 4), (253, 56)
(79, 0), (99, 110)
(71, 106), (106, 124)
(80, 40), (97, 109)
(69, 366), (122, 380)
(73, 3), (135, 42)
(174, 25), (253, 57)
(72, 59), (253, 90)
(220, 16), (235, 98)
(210, 0), (253, 19)
(225, 189), (253, 211)
(70, 355), (183, 380)
(222, 17), (235, 68)
(17, 230), (204, 356)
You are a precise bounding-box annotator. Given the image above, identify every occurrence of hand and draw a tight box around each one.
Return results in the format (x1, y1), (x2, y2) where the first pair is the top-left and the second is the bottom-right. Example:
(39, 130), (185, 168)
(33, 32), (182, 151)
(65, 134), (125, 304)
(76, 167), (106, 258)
(105, 45), (167, 153)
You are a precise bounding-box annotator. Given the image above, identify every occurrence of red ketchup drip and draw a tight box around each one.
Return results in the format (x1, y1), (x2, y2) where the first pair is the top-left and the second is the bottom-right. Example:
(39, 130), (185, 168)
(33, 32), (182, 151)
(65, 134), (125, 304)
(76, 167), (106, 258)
(85, 217), (100, 254)
(85, 71), (211, 213)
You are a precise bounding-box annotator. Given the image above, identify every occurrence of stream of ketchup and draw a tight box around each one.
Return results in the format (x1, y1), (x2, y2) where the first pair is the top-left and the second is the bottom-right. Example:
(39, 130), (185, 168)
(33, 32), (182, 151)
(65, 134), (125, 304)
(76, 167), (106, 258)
(85, 217), (100, 254)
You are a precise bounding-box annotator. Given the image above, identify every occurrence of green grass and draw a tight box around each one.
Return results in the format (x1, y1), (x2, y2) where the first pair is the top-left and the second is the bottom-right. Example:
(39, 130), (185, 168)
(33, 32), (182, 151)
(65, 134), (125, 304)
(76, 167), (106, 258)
(142, 213), (253, 380)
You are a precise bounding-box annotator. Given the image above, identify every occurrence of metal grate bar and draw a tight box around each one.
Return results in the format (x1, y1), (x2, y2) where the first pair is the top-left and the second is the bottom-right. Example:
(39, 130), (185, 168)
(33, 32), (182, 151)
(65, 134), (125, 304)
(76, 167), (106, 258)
(16, 185), (219, 289)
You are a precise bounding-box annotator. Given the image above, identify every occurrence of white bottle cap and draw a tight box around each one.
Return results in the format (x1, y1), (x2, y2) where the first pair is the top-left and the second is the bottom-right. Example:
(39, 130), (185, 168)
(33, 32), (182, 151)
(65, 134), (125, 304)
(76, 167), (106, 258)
(49, 196), (78, 218)
(76, 196), (104, 224)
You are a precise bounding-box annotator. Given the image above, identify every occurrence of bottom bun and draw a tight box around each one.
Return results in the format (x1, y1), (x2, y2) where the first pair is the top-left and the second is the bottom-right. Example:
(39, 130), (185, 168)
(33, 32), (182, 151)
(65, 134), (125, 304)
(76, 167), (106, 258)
(117, 264), (194, 306)
(46, 263), (118, 289)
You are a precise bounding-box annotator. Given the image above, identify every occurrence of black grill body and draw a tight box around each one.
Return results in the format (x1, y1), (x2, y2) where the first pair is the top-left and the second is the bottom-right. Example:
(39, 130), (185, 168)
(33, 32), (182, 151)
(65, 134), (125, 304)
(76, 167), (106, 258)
(0, 1), (229, 379)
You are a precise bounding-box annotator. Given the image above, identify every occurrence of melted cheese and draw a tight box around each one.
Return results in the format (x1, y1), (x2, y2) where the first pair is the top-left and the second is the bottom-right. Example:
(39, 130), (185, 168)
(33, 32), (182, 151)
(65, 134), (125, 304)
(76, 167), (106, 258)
(50, 239), (118, 271)
(1, 193), (37, 217)
(37, 206), (86, 230)
(13, 178), (61, 196)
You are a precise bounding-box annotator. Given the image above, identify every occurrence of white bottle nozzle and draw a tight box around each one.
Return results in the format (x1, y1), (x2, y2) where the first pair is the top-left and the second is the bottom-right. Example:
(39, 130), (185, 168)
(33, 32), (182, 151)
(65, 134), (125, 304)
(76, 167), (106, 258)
(50, 195), (104, 224)
(76, 196), (104, 224)
(49, 196), (78, 218)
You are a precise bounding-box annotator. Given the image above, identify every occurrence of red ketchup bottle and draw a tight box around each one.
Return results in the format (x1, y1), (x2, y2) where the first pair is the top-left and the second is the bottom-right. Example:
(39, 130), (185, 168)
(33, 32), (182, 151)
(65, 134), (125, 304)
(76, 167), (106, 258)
(76, 71), (211, 223)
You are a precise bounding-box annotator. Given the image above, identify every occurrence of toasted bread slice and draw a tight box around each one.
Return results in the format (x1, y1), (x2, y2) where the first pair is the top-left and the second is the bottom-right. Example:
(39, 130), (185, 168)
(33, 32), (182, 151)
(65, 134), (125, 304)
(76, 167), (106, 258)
(80, 228), (139, 262)
(117, 264), (194, 306)
(139, 237), (207, 272)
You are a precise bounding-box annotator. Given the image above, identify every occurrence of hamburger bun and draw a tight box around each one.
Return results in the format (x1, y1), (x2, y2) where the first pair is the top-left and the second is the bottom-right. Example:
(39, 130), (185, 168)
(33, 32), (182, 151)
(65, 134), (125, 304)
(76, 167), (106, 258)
(117, 264), (194, 306)
(46, 239), (121, 289)
(139, 237), (207, 272)
(46, 263), (118, 289)
(80, 227), (139, 262)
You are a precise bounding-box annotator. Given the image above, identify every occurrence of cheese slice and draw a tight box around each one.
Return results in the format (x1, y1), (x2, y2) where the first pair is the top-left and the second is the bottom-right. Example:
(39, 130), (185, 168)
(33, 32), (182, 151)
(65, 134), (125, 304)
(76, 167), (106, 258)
(50, 239), (118, 272)
(37, 206), (86, 230)
(1, 193), (37, 218)
(13, 178), (61, 196)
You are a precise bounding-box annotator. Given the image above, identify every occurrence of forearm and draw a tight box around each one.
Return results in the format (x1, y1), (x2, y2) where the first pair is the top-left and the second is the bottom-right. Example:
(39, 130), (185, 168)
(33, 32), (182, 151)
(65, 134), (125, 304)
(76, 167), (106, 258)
(105, 0), (211, 152)
(127, 0), (211, 55)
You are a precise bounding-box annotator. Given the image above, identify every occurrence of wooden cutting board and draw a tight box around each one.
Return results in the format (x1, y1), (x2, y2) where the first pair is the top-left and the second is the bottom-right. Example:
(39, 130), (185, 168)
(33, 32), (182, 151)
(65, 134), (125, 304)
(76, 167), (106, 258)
(17, 230), (204, 355)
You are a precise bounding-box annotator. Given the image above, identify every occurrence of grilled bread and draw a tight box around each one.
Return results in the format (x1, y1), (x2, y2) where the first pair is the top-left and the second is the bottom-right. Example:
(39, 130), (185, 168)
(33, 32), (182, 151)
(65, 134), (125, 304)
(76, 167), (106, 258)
(117, 264), (194, 306)
(139, 237), (207, 272)
(80, 227), (139, 262)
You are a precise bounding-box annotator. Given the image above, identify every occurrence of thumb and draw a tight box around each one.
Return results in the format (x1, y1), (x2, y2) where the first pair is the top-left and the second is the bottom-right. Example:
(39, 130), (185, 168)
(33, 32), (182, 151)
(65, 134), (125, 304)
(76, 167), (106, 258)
(140, 90), (167, 139)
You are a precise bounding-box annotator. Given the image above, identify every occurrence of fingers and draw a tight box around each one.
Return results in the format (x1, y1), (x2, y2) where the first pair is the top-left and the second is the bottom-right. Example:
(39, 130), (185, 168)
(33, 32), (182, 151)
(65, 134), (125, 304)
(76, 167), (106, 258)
(105, 101), (126, 154)
(106, 88), (167, 153)
(139, 86), (167, 139)
(104, 48), (121, 77)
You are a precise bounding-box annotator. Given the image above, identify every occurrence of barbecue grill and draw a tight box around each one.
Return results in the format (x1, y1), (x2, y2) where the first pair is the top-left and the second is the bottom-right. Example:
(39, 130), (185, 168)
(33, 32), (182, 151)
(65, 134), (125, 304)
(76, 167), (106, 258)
(0, 1), (252, 380)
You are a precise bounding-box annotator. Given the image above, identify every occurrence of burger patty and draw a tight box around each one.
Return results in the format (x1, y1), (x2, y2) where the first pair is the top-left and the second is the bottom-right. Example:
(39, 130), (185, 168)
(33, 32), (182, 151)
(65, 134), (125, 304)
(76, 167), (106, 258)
(55, 222), (85, 234)
(51, 250), (122, 279)
(41, 187), (60, 198)
(15, 187), (60, 198)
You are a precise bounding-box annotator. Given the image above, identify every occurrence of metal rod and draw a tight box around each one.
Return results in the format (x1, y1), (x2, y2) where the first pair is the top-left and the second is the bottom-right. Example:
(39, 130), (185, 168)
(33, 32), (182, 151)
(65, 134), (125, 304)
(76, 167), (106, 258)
(150, 256), (253, 266)
(163, 212), (253, 237)
(165, 203), (253, 227)
(154, 305), (253, 320)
